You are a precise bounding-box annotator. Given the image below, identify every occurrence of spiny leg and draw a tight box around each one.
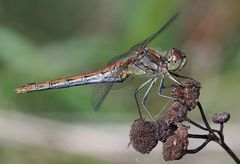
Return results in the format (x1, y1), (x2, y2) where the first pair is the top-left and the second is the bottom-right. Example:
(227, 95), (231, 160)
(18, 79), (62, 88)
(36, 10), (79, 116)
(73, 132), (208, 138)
(155, 73), (191, 119)
(168, 73), (181, 85)
(154, 100), (171, 119)
(158, 76), (173, 99)
(134, 78), (152, 118)
(169, 71), (193, 80)
(141, 78), (157, 123)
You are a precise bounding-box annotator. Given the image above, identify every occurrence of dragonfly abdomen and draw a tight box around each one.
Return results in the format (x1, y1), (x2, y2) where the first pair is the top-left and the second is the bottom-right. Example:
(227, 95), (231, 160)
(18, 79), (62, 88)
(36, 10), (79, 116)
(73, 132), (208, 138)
(16, 61), (127, 94)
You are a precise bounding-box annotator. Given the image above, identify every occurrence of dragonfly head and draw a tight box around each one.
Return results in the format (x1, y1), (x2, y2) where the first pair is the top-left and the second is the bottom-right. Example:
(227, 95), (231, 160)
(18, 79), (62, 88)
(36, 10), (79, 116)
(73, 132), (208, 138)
(167, 48), (187, 72)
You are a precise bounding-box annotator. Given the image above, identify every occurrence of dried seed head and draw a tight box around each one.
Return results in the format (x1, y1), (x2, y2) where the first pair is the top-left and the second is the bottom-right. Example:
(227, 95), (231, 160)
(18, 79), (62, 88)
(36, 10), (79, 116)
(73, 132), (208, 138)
(212, 112), (231, 124)
(162, 124), (189, 161)
(129, 118), (158, 154)
(163, 101), (188, 125)
(171, 80), (201, 110)
(156, 118), (177, 142)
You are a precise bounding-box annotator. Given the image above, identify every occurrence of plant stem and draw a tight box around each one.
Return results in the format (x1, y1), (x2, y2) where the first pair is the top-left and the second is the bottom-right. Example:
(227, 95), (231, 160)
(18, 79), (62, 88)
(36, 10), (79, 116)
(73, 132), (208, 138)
(197, 102), (211, 129)
(194, 102), (239, 163)
(186, 139), (210, 154)
(216, 140), (240, 163)
(188, 134), (209, 139)
(185, 117), (208, 131)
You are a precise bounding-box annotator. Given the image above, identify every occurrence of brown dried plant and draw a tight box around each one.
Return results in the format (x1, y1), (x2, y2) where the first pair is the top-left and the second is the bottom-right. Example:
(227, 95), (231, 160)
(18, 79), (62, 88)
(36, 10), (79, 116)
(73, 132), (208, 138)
(129, 79), (239, 163)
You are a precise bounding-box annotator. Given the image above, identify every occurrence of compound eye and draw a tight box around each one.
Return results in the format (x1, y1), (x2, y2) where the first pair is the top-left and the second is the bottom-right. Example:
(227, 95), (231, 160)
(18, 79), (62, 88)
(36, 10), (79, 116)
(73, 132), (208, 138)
(167, 48), (187, 72)
(172, 48), (184, 61)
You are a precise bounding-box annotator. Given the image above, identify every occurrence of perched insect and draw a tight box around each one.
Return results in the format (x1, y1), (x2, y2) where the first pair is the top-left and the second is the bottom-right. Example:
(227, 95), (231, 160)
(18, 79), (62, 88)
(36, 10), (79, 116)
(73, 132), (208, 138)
(16, 13), (188, 120)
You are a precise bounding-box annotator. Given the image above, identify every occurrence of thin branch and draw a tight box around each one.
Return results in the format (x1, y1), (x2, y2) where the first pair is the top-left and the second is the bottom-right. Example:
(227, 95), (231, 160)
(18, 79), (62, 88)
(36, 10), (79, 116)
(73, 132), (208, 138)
(220, 123), (224, 134)
(185, 117), (208, 131)
(186, 139), (210, 154)
(194, 102), (238, 163)
(197, 102), (211, 129)
(185, 117), (224, 140)
(188, 134), (209, 139)
(216, 140), (240, 163)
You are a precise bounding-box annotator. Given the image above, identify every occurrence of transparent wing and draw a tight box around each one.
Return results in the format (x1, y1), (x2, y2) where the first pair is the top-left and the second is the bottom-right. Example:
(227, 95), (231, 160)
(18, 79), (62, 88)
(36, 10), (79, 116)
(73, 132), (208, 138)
(91, 60), (132, 110)
(111, 75), (134, 90)
(107, 51), (133, 65)
(91, 76), (135, 110)
(91, 83), (114, 110)
(133, 12), (179, 49)
(92, 12), (180, 110)
(107, 12), (179, 65)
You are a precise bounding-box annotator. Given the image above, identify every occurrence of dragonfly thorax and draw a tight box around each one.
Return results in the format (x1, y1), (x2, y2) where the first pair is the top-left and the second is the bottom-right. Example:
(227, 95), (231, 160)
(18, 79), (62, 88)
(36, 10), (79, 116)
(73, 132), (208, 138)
(126, 48), (167, 76)
(130, 47), (186, 75)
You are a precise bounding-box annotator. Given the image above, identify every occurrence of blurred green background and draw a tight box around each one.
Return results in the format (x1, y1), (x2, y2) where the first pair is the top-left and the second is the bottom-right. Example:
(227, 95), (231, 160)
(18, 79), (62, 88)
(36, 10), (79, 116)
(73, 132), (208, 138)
(0, 0), (240, 163)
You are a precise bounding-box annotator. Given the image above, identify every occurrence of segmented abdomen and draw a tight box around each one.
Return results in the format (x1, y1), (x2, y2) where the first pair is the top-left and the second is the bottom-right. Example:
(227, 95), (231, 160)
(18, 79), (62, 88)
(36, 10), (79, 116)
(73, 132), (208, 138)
(16, 61), (126, 94)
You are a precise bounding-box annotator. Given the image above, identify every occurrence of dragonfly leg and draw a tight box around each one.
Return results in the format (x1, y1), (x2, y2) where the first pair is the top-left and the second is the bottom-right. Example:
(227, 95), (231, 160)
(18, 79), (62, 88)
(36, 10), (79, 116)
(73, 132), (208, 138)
(158, 76), (173, 99)
(134, 78), (152, 118)
(168, 73), (181, 85)
(141, 78), (158, 123)
(154, 100), (171, 119)
(169, 71), (193, 80)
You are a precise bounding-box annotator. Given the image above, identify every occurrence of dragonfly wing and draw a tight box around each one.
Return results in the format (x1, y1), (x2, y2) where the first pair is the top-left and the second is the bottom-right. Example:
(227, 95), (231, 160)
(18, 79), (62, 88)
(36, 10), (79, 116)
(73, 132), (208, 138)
(92, 77), (134, 110)
(93, 13), (179, 110)
(107, 12), (179, 65)
(91, 83), (114, 110)
(107, 51), (135, 65)
(111, 75), (134, 90)
(132, 12), (179, 49)
(91, 61), (131, 110)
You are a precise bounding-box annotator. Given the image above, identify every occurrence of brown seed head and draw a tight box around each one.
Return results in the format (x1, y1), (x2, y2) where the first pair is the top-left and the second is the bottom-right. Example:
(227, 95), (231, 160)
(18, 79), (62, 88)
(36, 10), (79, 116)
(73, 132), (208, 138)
(163, 101), (188, 125)
(162, 124), (189, 161)
(156, 118), (177, 142)
(129, 118), (158, 154)
(212, 112), (231, 124)
(171, 80), (201, 110)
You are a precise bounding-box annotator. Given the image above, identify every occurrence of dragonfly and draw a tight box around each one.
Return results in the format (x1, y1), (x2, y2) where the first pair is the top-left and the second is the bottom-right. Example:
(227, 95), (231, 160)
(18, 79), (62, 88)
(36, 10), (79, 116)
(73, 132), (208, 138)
(16, 12), (188, 120)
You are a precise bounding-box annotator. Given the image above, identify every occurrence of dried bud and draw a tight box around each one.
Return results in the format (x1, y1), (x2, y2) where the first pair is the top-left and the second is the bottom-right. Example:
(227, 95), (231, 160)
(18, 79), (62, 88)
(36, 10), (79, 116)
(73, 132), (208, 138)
(156, 118), (177, 142)
(163, 101), (188, 125)
(129, 118), (158, 154)
(162, 124), (189, 161)
(212, 112), (230, 124)
(171, 80), (201, 110)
